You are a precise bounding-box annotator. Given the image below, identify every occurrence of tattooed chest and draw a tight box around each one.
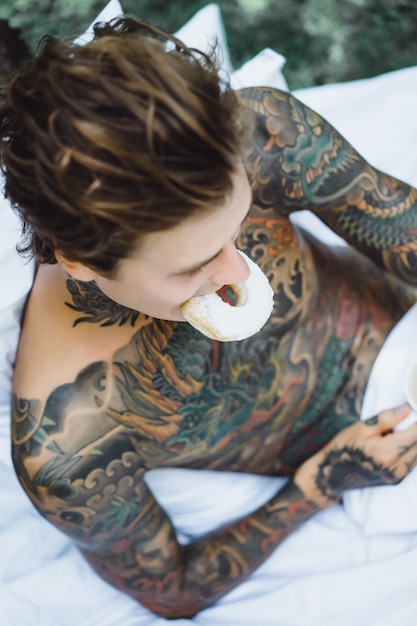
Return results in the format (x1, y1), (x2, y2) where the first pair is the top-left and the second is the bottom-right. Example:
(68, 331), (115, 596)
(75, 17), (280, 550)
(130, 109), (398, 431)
(98, 323), (295, 474)
(66, 316), (380, 476)
(15, 268), (403, 483)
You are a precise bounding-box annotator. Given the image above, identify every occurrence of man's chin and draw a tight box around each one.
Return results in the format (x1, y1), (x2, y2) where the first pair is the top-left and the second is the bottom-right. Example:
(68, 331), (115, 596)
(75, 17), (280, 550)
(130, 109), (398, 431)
(170, 308), (188, 323)
(152, 306), (188, 323)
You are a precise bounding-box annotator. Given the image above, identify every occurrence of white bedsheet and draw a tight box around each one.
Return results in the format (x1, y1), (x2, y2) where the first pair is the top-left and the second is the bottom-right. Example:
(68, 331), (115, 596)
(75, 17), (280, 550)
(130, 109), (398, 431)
(2, 2), (417, 625)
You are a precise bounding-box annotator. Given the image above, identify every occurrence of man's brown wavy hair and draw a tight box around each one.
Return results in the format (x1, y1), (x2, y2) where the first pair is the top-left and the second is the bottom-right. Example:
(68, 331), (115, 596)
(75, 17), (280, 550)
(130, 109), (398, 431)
(0, 17), (248, 276)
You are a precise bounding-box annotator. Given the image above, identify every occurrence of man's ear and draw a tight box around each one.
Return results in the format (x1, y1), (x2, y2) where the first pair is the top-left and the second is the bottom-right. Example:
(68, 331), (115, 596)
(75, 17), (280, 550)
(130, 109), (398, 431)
(54, 250), (97, 282)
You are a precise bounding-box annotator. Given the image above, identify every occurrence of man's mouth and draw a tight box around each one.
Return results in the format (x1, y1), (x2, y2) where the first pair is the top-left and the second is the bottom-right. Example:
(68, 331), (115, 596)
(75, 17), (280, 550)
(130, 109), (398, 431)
(216, 285), (237, 305)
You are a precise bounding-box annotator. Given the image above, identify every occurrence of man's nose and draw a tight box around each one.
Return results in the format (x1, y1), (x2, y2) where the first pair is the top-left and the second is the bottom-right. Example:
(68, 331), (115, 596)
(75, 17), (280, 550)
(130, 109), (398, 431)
(211, 243), (250, 285)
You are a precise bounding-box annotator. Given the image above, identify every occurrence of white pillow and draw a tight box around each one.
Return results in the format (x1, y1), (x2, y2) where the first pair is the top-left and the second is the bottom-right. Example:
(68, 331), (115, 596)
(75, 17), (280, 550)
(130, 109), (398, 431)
(75, 0), (234, 81)
(174, 3), (233, 76)
(75, 1), (290, 92)
(230, 47), (289, 91)
(176, 4), (289, 91)
(72, 0), (124, 46)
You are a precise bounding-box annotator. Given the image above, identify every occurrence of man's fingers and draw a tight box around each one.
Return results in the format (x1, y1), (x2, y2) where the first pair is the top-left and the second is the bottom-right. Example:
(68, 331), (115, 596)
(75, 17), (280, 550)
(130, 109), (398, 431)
(364, 415), (379, 426)
(364, 405), (411, 433)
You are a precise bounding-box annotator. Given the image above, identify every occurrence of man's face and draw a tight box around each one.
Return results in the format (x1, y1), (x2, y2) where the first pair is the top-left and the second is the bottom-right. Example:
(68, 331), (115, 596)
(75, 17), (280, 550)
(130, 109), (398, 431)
(92, 165), (253, 321)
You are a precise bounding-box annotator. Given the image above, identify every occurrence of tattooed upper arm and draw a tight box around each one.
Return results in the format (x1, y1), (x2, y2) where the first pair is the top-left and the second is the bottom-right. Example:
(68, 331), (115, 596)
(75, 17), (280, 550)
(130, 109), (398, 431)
(11, 392), (151, 542)
(11, 390), (190, 613)
(239, 86), (362, 216)
(240, 86), (417, 285)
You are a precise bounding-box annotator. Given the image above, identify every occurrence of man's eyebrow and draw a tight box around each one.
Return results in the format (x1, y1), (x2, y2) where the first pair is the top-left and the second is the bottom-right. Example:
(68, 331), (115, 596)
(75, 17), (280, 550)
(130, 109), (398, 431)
(173, 205), (252, 276)
(175, 250), (222, 276)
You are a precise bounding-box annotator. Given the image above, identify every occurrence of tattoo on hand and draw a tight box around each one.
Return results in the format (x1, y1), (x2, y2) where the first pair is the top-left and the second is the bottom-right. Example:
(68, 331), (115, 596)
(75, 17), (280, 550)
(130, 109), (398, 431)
(315, 446), (397, 500)
(398, 441), (417, 472)
(364, 415), (379, 426)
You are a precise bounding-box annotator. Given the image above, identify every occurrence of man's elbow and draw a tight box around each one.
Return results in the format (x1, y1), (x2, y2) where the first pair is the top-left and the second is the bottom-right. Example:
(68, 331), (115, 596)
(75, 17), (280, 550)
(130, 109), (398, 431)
(138, 595), (201, 620)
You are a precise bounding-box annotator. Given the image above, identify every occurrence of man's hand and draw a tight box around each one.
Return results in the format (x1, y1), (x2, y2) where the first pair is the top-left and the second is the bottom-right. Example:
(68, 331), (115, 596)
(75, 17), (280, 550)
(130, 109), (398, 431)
(295, 405), (417, 506)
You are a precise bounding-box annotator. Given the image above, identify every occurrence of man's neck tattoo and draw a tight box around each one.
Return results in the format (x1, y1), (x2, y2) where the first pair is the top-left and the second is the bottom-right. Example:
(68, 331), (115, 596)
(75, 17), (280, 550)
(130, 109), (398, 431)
(65, 279), (140, 327)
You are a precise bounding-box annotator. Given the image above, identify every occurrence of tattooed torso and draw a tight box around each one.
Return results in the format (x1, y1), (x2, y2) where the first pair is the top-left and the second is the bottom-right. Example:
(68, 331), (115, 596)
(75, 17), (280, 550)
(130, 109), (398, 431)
(11, 87), (417, 610)
(13, 231), (412, 479)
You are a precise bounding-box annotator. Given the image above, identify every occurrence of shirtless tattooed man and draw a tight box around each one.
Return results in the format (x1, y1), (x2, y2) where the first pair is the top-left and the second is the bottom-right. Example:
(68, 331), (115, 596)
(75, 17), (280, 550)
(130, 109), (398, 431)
(2, 18), (417, 619)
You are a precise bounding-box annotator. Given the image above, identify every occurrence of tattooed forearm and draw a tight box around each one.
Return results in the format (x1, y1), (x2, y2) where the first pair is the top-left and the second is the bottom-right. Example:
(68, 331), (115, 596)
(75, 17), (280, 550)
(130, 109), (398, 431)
(81, 480), (321, 618)
(184, 481), (317, 591)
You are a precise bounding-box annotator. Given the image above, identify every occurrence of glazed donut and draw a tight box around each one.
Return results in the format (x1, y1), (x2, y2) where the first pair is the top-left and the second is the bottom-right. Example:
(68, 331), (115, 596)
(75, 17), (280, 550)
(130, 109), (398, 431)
(181, 250), (274, 341)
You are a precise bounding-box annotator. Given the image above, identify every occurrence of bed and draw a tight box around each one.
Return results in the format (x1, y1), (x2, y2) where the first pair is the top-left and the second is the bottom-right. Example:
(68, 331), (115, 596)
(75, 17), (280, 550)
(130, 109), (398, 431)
(2, 2), (417, 624)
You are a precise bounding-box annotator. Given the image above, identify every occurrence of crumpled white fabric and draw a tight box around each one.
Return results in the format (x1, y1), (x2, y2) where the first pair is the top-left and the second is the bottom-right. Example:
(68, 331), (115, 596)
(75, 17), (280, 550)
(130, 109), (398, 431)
(0, 186), (35, 407)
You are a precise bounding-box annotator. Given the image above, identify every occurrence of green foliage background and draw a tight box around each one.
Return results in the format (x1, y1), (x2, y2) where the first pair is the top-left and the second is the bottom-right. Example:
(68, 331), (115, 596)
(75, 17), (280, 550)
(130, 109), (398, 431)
(1, 0), (417, 89)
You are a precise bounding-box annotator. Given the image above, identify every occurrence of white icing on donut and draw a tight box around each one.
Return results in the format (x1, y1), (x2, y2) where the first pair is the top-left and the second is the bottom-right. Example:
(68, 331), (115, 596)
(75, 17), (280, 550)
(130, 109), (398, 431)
(181, 250), (274, 341)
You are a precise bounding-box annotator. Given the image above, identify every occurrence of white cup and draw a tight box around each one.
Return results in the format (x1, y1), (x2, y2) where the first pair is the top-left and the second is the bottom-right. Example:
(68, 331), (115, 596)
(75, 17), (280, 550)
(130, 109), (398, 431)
(399, 359), (417, 430)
